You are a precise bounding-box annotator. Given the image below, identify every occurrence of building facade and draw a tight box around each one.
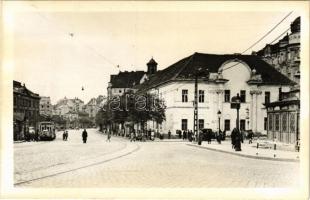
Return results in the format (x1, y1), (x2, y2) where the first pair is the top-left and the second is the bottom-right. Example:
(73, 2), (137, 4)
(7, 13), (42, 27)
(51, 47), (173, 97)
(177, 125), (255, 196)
(254, 17), (300, 84)
(265, 84), (300, 144)
(107, 58), (158, 98)
(13, 81), (40, 140)
(85, 95), (107, 118)
(53, 97), (84, 117)
(39, 96), (52, 116)
(136, 53), (294, 136)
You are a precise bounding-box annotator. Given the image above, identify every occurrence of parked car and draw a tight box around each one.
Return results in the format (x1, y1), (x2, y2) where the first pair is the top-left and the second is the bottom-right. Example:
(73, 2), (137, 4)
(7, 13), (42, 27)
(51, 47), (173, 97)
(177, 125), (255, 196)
(200, 128), (216, 141)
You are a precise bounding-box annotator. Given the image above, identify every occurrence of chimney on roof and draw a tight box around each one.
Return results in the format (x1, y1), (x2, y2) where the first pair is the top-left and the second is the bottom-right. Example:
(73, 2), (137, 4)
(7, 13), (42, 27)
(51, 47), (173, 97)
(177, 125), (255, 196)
(147, 57), (158, 75)
(279, 87), (282, 101)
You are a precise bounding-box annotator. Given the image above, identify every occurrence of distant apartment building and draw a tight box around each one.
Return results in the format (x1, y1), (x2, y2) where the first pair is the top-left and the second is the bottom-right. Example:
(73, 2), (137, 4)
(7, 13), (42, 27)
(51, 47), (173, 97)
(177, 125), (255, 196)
(85, 95), (107, 118)
(54, 97), (84, 117)
(39, 96), (52, 116)
(13, 81), (40, 140)
(253, 17), (300, 84)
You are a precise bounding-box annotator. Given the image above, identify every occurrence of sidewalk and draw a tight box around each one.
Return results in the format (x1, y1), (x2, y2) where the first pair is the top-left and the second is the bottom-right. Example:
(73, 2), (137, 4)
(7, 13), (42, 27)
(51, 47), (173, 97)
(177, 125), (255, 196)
(187, 139), (300, 162)
(153, 138), (186, 142)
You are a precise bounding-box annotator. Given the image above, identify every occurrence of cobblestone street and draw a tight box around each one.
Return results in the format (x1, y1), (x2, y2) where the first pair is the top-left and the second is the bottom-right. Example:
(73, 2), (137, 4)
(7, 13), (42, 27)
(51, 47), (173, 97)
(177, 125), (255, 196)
(14, 129), (300, 188)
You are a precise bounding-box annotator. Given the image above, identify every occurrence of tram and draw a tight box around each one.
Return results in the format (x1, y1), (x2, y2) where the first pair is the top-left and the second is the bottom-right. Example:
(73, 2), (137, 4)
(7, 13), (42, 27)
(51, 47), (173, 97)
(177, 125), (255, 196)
(38, 121), (56, 141)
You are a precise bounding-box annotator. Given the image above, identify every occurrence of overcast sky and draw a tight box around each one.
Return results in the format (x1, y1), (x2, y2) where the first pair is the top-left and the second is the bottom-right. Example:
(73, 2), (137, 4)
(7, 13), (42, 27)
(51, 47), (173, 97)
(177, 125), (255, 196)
(6, 2), (302, 104)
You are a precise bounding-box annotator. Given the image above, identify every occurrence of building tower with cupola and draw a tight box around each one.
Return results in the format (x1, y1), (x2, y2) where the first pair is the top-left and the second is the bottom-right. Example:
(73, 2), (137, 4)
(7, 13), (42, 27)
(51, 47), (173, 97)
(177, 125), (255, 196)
(147, 57), (158, 75)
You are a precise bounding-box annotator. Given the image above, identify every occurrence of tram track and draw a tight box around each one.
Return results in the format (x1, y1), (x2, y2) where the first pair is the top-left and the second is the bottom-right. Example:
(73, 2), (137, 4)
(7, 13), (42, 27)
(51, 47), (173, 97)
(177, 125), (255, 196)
(16, 142), (128, 174)
(14, 143), (140, 186)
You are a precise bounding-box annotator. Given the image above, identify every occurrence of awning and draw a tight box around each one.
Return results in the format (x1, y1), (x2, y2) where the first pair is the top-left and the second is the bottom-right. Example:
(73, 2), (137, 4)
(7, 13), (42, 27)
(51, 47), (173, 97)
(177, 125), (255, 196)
(14, 112), (25, 121)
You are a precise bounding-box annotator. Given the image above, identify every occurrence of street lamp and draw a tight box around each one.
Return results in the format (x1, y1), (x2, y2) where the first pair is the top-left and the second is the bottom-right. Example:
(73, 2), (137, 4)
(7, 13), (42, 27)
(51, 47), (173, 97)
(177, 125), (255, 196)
(246, 107), (249, 130)
(217, 110), (221, 133)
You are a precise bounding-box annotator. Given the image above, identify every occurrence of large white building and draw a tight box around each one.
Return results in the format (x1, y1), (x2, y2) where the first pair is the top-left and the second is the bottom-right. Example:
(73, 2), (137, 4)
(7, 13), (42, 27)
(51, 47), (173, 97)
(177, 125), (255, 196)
(136, 53), (294, 136)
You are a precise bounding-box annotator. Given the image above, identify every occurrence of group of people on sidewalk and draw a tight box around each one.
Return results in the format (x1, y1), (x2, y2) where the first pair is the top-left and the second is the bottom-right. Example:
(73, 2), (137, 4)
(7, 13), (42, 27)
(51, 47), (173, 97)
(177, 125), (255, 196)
(62, 130), (68, 141)
(129, 129), (155, 142)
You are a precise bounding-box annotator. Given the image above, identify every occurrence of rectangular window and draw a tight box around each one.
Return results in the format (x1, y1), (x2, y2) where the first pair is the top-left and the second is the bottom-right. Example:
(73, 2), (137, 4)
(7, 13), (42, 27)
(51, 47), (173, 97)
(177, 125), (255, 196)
(240, 90), (246, 103)
(268, 114), (273, 131)
(240, 119), (246, 131)
(182, 90), (188, 102)
(224, 119), (230, 131)
(265, 91), (270, 104)
(198, 119), (204, 130)
(289, 113), (295, 133)
(224, 90), (230, 102)
(264, 117), (267, 130)
(181, 119), (188, 130)
(275, 114), (280, 131)
(198, 90), (204, 103)
(282, 113), (287, 132)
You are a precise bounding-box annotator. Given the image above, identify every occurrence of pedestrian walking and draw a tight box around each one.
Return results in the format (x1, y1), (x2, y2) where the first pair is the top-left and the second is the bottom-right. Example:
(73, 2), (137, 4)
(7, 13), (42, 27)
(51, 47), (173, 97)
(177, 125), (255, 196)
(234, 129), (242, 151)
(206, 130), (212, 144)
(248, 130), (253, 144)
(82, 129), (88, 143)
(35, 129), (39, 142)
(223, 129), (226, 141)
(178, 130), (182, 139)
(168, 130), (171, 139)
(190, 130), (194, 142)
(217, 131), (222, 144)
(106, 131), (111, 142)
(63, 130), (66, 141)
(188, 130), (192, 142)
(130, 129), (136, 142)
(231, 128), (237, 149)
(65, 130), (68, 141)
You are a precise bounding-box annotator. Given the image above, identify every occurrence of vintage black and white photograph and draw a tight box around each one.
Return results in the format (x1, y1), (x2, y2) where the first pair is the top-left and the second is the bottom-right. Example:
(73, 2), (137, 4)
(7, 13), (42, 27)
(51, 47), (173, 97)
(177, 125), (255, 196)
(1, 1), (309, 199)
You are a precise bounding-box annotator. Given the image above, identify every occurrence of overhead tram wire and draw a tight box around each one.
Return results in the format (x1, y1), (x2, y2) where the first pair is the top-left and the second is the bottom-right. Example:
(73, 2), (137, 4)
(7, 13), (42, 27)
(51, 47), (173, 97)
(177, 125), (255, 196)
(28, 3), (119, 70)
(130, 12), (294, 95)
(218, 11), (294, 73)
(241, 11), (293, 54)
(269, 27), (291, 44)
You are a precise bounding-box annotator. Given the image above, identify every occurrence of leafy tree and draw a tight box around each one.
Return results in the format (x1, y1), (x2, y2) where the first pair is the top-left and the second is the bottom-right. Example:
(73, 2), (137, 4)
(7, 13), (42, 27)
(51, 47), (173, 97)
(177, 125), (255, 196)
(51, 115), (66, 127)
(95, 91), (166, 135)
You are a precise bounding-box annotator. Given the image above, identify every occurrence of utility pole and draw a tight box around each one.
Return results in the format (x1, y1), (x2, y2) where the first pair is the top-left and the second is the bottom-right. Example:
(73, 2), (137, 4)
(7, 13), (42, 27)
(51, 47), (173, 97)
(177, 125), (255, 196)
(193, 67), (204, 142)
(194, 73), (198, 141)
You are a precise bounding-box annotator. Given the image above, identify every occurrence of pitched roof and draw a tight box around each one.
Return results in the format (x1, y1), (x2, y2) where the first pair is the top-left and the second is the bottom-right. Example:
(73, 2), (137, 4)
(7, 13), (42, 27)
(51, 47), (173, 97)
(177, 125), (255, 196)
(13, 80), (40, 99)
(110, 71), (145, 88)
(147, 58), (158, 65)
(135, 52), (294, 92)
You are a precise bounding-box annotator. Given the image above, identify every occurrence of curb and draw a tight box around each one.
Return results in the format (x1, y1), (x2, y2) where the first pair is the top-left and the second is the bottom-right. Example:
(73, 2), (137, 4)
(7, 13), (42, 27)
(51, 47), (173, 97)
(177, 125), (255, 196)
(187, 144), (299, 163)
(14, 140), (26, 143)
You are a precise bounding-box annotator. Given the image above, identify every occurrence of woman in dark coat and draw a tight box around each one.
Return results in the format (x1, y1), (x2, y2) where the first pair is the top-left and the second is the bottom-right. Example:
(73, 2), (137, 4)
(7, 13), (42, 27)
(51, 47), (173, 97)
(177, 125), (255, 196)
(206, 130), (212, 144)
(82, 129), (88, 143)
(234, 129), (242, 151)
(231, 128), (237, 149)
